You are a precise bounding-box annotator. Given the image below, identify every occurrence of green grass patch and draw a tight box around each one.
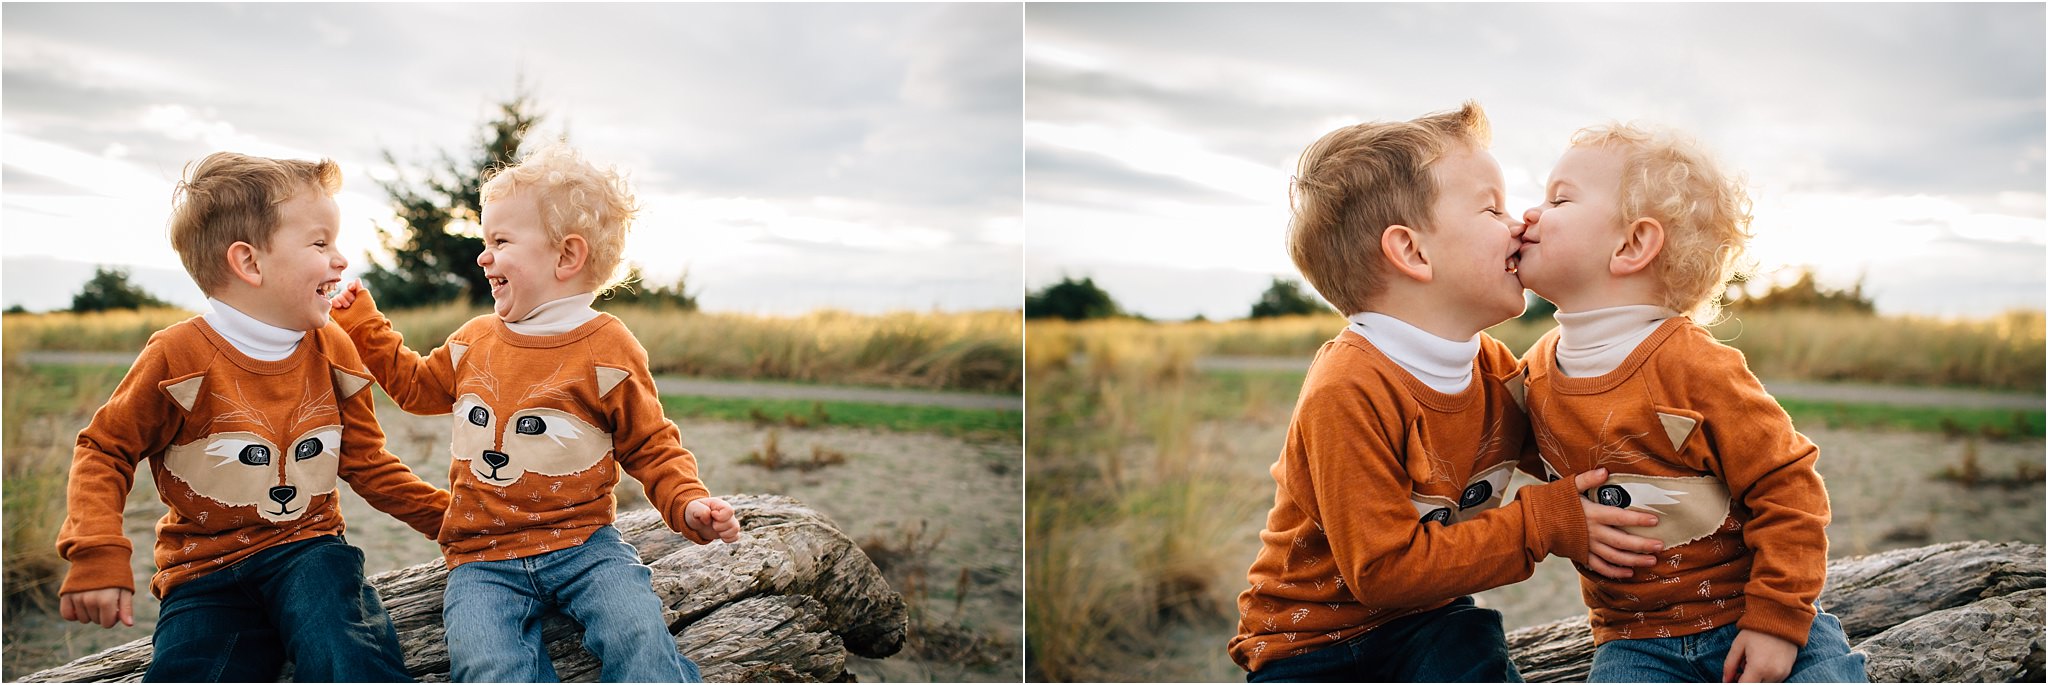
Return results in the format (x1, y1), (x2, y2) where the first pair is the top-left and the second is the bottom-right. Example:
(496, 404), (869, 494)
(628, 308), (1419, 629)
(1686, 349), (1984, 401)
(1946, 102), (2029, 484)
(1779, 398), (2045, 441)
(660, 394), (1019, 442)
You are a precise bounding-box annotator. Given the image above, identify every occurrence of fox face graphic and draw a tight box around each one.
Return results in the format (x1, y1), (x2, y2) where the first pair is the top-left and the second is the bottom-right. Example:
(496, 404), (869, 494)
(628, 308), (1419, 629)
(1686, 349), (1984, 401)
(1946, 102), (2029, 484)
(157, 369), (366, 523)
(1411, 460), (1516, 525)
(452, 394), (610, 484)
(1590, 474), (1732, 548)
(446, 346), (624, 486)
(163, 428), (340, 521)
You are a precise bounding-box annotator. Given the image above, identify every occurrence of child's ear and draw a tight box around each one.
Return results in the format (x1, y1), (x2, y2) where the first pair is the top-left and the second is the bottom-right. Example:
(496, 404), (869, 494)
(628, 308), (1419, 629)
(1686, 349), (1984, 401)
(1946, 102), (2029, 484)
(1611, 217), (1665, 277)
(1380, 225), (1433, 283)
(226, 242), (263, 287)
(554, 234), (589, 284)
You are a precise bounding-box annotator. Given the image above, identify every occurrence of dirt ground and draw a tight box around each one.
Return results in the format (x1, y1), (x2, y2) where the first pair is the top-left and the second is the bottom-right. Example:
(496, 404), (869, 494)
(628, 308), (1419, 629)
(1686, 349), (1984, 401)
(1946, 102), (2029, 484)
(3, 398), (1021, 682)
(1125, 419), (2047, 683)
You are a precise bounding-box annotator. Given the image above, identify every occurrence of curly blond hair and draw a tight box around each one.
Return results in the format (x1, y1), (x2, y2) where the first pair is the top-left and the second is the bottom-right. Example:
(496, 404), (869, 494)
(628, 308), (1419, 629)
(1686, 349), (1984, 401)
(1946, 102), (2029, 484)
(1287, 101), (1492, 316)
(1571, 124), (1754, 321)
(480, 143), (639, 292)
(168, 152), (342, 295)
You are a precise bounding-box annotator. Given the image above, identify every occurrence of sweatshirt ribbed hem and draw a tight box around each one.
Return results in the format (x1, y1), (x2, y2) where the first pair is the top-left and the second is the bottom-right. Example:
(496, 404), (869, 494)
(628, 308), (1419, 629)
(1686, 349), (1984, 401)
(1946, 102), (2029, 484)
(1738, 595), (1818, 648)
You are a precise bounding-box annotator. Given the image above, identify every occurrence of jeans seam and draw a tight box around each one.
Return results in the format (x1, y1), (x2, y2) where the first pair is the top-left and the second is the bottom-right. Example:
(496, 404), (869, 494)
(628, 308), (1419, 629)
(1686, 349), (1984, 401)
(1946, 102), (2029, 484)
(208, 631), (238, 681)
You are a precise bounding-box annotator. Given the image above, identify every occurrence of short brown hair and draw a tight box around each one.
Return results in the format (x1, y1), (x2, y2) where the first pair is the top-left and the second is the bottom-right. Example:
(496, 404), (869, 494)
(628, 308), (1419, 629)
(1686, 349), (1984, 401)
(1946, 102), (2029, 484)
(168, 152), (341, 296)
(479, 144), (638, 293)
(1287, 101), (1492, 316)
(1570, 124), (1753, 321)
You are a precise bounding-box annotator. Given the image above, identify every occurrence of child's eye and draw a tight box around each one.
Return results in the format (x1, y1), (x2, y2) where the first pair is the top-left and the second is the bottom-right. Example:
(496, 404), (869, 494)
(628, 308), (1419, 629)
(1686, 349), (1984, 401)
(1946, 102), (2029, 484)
(1549, 198), (1569, 206)
(1483, 208), (1504, 217)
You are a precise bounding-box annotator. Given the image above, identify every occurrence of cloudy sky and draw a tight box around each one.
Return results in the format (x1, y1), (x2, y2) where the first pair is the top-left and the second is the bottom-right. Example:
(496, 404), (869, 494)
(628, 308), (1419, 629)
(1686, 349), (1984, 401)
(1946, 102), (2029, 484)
(4, 3), (1021, 315)
(1028, 3), (2046, 320)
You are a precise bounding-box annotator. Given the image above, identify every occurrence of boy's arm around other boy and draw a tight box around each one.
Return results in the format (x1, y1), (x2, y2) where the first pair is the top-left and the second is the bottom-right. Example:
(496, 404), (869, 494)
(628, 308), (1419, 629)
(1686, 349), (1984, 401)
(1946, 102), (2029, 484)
(1288, 364), (1595, 608)
(329, 283), (460, 415)
(320, 324), (450, 540)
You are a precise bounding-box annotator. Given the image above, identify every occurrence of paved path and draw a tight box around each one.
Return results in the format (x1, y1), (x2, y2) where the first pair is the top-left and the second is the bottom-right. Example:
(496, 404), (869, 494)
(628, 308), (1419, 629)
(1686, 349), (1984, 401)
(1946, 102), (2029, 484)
(16, 351), (1020, 411)
(1194, 355), (2043, 411)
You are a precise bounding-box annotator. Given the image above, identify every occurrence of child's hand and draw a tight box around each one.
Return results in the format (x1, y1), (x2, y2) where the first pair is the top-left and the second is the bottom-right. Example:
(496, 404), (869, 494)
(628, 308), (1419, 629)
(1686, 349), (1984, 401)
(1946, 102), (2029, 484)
(1575, 468), (1664, 579)
(684, 497), (742, 543)
(330, 280), (364, 309)
(59, 587), (134, 629)
(1723, 629), (1798, 682)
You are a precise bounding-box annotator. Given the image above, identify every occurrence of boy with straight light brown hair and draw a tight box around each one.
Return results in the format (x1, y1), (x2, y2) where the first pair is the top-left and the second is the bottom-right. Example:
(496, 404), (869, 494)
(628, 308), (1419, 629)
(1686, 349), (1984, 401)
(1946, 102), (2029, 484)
(1228, 102), (1663, 682)
(57, 151), (449, 682)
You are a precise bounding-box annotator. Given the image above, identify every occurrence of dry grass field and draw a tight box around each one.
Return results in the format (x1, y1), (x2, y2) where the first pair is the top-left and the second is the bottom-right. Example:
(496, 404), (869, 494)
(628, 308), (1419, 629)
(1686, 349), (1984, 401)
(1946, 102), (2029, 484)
(2, 304), (1023, 393)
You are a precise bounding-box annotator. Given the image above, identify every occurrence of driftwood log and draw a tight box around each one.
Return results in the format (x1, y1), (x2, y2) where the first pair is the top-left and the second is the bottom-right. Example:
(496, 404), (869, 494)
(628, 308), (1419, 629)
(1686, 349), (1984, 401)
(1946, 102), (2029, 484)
(20, 494), (907, 683)
(1509, 541), (2045, 682)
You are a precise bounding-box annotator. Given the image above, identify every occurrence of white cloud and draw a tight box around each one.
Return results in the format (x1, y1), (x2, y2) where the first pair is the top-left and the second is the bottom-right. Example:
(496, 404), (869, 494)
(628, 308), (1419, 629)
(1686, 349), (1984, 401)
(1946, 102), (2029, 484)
(2, 3), (1020, 314)
(1026, 2), (2044, 318)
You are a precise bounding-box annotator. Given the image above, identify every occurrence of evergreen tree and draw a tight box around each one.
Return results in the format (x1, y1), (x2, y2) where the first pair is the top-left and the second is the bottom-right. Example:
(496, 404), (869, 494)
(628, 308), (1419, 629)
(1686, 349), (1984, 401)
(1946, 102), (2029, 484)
(1025, 276), (1121, 320)
(1248, 277), (1332, 319)
(362, 87), (544, 308)
(1726, 267), (1876, 314)
(70, 266), (173, 312)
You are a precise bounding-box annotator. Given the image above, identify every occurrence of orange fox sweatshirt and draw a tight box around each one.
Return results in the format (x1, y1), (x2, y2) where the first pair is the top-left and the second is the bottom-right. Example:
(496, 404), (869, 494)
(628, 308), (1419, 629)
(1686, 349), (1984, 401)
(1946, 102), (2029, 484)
(332, 289), (713, 568)
(56, 319), (450, 599)
(1228, 330), (1592, 672)
(1521, 318), (1830, 647)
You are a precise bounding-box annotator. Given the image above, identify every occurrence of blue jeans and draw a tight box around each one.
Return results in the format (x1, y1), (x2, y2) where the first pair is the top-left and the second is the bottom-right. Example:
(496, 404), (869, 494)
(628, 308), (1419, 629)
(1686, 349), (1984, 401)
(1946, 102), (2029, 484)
(1590, 610), (1867, 682)
(146, 534), (410, 682)
(442, 525), (701, 683)
(1247, 596), (1523, 682)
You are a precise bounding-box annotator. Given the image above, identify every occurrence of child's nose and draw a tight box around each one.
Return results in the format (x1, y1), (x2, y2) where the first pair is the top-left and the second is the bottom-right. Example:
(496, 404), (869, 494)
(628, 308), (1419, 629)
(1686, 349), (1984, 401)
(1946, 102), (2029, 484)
(476, 249), (491, 267)
(1522, 206), (1543, 227)
(333, 251), (348, 271)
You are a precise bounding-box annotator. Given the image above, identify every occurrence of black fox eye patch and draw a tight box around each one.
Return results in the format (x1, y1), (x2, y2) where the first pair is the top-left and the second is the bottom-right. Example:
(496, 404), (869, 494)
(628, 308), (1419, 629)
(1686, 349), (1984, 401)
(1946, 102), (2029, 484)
(515, 416), (545, 435)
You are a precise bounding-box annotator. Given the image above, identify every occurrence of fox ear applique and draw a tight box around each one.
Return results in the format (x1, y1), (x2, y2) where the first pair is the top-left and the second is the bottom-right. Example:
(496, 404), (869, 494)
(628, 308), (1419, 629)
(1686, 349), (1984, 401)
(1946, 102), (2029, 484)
(331, 367), (373, 400)
(1656, 412), (1698, 451)
(594, 365), (629, 398)
(1503, 370), (1528, 410)
(160, 372), (207, 412)
(448, 342), (469, 368)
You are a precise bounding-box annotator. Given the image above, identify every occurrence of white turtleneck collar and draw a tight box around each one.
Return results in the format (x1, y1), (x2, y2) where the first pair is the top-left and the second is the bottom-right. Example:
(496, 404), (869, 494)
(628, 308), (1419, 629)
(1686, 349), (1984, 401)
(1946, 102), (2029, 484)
(504, 292), (600, 336)
(203, 297), (306, 362)
(1553, 304), (1680, 377)
(1346, 312), (1479, 394)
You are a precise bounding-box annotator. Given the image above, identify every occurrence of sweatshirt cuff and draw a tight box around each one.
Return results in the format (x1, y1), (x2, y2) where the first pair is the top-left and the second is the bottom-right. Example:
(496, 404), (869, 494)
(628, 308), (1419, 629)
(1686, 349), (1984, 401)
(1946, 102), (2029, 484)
(1523, 477), (1589, 565)
(58, 545), (135, 596)
(1737, 597), (1816, 648)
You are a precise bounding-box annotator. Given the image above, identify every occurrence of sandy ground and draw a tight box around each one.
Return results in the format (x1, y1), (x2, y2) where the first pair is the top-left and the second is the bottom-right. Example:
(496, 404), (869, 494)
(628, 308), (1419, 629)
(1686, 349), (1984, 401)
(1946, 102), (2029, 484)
(4, 398), (1021, 682)
(1122, 418), (2047, 683)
